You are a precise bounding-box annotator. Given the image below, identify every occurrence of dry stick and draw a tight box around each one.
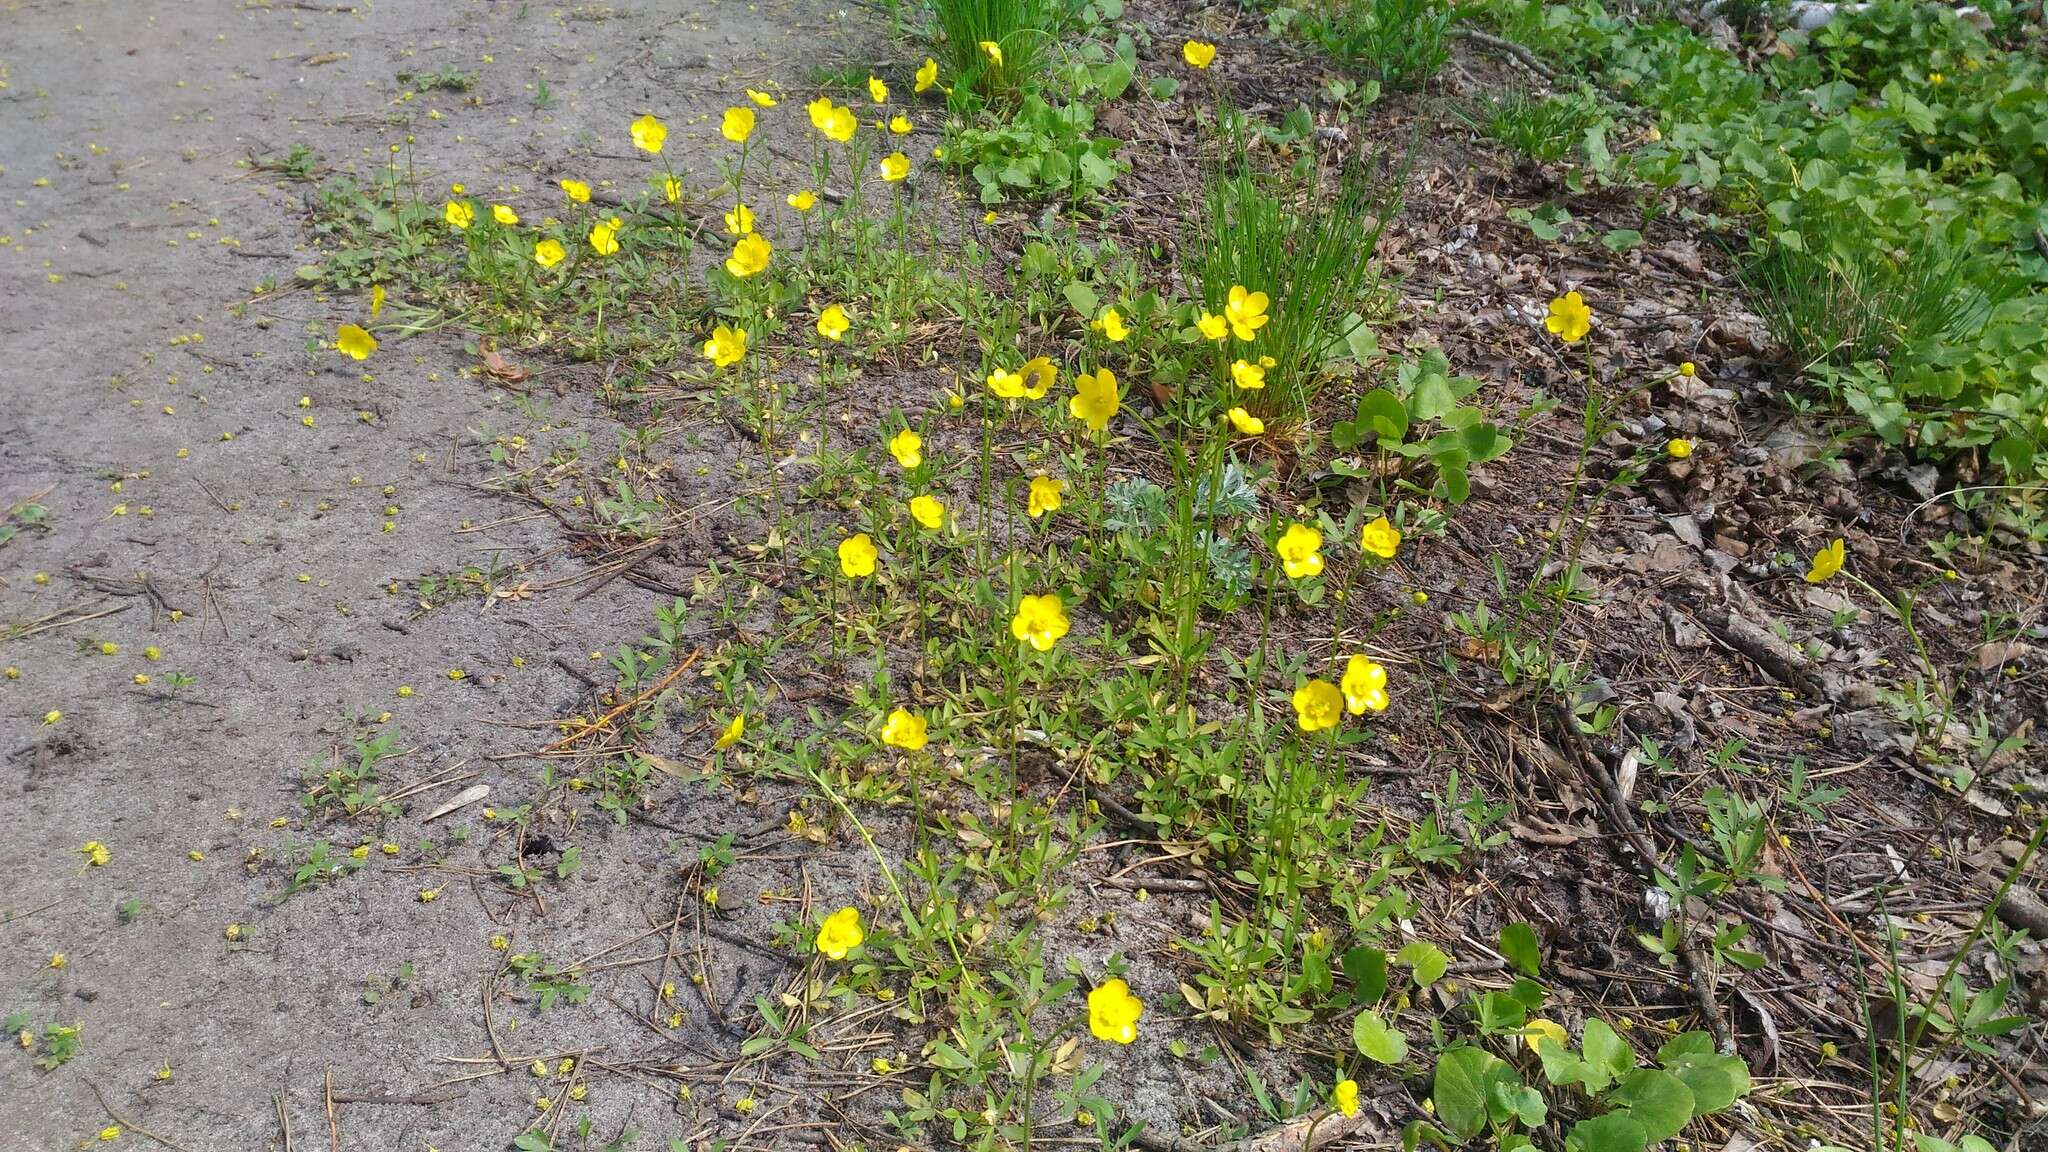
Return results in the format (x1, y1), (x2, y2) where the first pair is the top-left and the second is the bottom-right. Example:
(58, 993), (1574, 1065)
(275, 1091), (293, 1152)
(325, 1068), (340, 1152)
(84, 1079), (196, 1152)
(1551, 701), (1736, 1054)
(538, 648), (701, 753)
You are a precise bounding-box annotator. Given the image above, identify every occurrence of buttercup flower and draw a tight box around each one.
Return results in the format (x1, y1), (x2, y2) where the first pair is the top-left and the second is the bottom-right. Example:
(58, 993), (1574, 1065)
(81, 840), (109, 866)
(881, 708), (928, 751)
(909, 494), (945, 529)
(1027, 475), (1063, 519)
(1341, 655), (1389, 714)
(867, 75), (888, 103)
(838, 533), (878, 578)
(818, 304), (851, 342)
(1018, 356), (1057, 399)
(1225, 285), (1269, 340)
(1011, 593), (1070, 652)
(1678, 361), (1697, 377)
(724, 203), (755, 235)
(491, 204), (518, 225)
(1182, 41), (1217, 69)
(808, 98), (856, 143)
(816, 907), (865, 960)
(713, 714), (745, 750)
(443, 200), (474, 229)
(1226, 407), (1264, 435)
(1070, 368), (1119, 432)
(1094, 307), (1129, 342)
(1087, 979), (1142, 1044)
(1359, 515), (1401, 561)
(987, 367), (1027, 400)
(1545, 290), (1591, 343)
(369, 283), (385, 318)
(1231, 359), (1266, 390)
(721, 106), (755, 144)
(630, 113), (667, 153)
(890, 114), (913, 134)
(726, 233), (772, 277)
(1293, 679), (1343, 732)
(533, 238), (566, 268)
(888, 428), (922, 469)
(588, 216), (622, 256)
(979, 40), (1004, 66)
(787, 189), (818, 212)
(703, 325), (748, 368)
(1666, 438), (1694, 459)
(336, 324), (378, 360)
(747, 88), (777, 107)
(879, 152), (910, 182)
(1196, 311), (1228, 341)
(915, 58), (939, 92)
(1333, 1079), (1360, 1118)
(1805, 538), (1846, 584)
(1275, 523), (1324, 579)
(559, 178), (591, 203)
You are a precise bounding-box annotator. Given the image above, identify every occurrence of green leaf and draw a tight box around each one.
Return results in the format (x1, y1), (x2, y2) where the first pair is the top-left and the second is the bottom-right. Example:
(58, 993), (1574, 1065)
(1567, 1113), (1648, 1152)
(1342, 946), (1388, 1002)
(1411, 370), (1457, 422)
(1657, 1033), (1749, 1114)
(1357, 388), (1408, 443)
(1493, 1081), (1548, 1128)
(1499, 922), (1541, 977)
(1989, 435), (2034, 478)
(1430, 1047), (1499, 1141)
(1609, 1068), (1694, 1143)
(1582, 1017), (1635, 1089)
(1063, 281), (1100, 318)
(1353, 1008), (1409, 1065)
(1149, 76), (1180, 100)
(1601, 228), (1643, 252)
(1395, 939), (1448, 986)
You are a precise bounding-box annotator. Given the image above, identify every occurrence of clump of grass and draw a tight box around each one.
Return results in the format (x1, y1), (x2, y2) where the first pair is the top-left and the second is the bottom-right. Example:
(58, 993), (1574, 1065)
(1304, 0), (1452, 91)
(924, 0), (1077, 109)
(1193, 118), (1404, 428)
(1466, 85), (1606, 164)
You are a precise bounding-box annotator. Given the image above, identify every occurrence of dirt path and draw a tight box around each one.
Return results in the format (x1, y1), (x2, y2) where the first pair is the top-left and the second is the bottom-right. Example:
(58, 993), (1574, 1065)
(1, 3), (857, 1148)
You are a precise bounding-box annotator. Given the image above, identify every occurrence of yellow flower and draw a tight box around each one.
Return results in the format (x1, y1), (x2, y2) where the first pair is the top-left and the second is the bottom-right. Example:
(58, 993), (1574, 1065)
(814, 906), (866, 959)
(889, 114), (913, 134)
(1225, 285), (1269, 340)
(979, 40), (1004, 66)
(1523, 1018), (1568, 1055)
(881, 708), (929, 751)
(1341, 655), (1389, 714)
(1182, 41), (1217, 69)
(1359, 515), (1401, 560)
(1020, 356), (1057, 399)
(1094, 307), (1129, 342)
(1927, 71), (1944, 85)
(1011, 593), (1071, 652)
(747, 88), (777, 107)
(818, 304), (851, 342)
(588, 215), (622, 256)
(726, 233), (772, 277)
(987, 366), (1027, 400)
(336, 324), (378, 360)
(1087, 978), (1142, 1044)
(418, 887), (440, 903)
(98, 1125), (121, 1141)
(713, 714), (745, 750)
(1230, 359), (1266, 390)
(838, 533), (878, 578)
(533, 238), (566, 268)
(1196, 311), (1228, 341)
(1666, 438), (1694, 459)
(662, 176), (683, 203)
(1678, 361), (1696, 377)
(1027, 475), (1064, 519)
(879, 152), (910, 182)
(787, 189), (818, 212)
(369, 283), (385, 318)
(820, 102), (857, 142)
(702, 325), (748, 368)
(724, 202), (754, 235)
(916, 58), (939, 92)
(49, 952), (67, 969)
(559, 178), (591, 203)
(52, 712), (71, 730)
(1070, 368), (1119, 432)
(491, 204), (518, 225)
(1275, 523), (1324, 579)
(1226, 406), (1264, 435)
(224, 922), (242, 941)
(1293, 679), (1343, 732)
(1804, 538), (1846, 584)
(909, 495), (945, 530)
(443, 200), (473, 229)
(888, 428), (922, 469)
(721, 106), (755, 144)
(868, 75), (889, 103)
(1333, 1079), (1360, 1118)
(630, 113), (668, 153)
(1544, 290), (1592, 343)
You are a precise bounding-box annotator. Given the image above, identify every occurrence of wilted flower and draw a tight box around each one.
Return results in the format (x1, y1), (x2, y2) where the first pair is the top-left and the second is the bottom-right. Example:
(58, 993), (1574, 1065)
(533, 238), (566, 268)
(838, 534), (878, 578)
(1805, 538), (1845, 584)
(1010, 593), (1070, 652)
(81, 840), (110, 866)
(816, 907), (865, 960)
(1226, 407), (1264, 435)
(1545, 291), (1591, 343)
(818, 304), (850, 342)
(1225, 285), (1269, 340)
(336, 324), (378, 360)
(881, 708), (928, 751)
(721, 106), (755, 144)
(888, 428), (922, 469)
(1275, 523), (1324, 579)
(702, 324), (748, 368)
(1070, 369), (1118, 432)
(630, 113), (667, 153)
(979, 40), (1003, 66)
(1182, 41), (1217, 68)
(1027, 475), (1063, 519)
(726, 233), (772, 277)
(1340, 655), (1389, 714)
(443, 200), (474, 229)
(1293, 679), (1343, 732)
(1359, 515), (1401, 560)
(1087, 978), (1142, 1044)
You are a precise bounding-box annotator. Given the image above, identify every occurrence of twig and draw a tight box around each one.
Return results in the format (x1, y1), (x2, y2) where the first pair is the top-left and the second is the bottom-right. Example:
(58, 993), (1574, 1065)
(275, 1091), (293, 1152)
(1450, 27), (1556, 80)
(85, 1079), (196, 1152)
(538, 648), (700, 753)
